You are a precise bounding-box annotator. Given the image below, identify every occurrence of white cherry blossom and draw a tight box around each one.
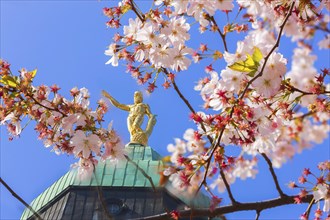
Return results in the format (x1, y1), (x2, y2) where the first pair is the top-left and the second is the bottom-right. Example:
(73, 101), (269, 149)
(313, 184), (330, 212)
(70, 130), (102, 158)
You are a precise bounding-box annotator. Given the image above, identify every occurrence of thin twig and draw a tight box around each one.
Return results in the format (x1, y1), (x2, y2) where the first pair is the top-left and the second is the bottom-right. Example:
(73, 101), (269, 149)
(171, 80), (196, 114)
(255, 210), (261, 220)
(0, 177), (43, 220)
(125, 155), (156, 192)
(261, 153), (287, 198)
(166, 69), (237, 203)
(210, 16), (228, 52)
(239, 1), (295, 100)
(92, 167), (113, 220)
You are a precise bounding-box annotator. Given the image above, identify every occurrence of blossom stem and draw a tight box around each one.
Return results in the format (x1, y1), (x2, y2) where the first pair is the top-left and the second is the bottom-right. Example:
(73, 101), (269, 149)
(0, 177), (43, 220)
(305, 198), (314, 219)
(195, 108), (234, 200)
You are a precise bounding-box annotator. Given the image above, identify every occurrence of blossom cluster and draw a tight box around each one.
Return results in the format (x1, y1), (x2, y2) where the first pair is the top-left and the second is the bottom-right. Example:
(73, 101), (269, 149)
(0, 60), (125, 180)
(289, 162), (330, 219)
(1, 0), (329, 217)
(102, 0), (330, 215)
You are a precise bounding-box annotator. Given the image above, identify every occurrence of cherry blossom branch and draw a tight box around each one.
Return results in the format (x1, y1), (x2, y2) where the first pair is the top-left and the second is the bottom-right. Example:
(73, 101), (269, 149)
(1, 85), (67, 117)
(196, 108), (235, 202)
(171, 82), (237, 204)
(26, 93), (67, 117)
(137, 194), (314, 219)
(161, 67), (237, 204)
(210, 16), (228, 52)
(239, 1), (295, 100)
(260, 153), (287, 198)
(162, 68), (213, 143)
(0, 177), (43, 220)
(124, 155), (156, 192)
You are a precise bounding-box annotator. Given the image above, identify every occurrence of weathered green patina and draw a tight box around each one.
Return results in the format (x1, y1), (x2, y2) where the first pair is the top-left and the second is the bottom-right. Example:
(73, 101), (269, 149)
(21, 145), (210, 220)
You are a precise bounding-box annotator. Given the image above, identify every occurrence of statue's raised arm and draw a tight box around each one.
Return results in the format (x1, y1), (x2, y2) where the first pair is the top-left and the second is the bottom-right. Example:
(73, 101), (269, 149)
(102, 90), (130, 111)
(102, 90), (156, 146)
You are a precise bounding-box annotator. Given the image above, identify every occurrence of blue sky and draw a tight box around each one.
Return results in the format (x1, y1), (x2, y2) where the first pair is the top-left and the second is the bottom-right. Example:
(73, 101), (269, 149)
(1, 1), (329, 219)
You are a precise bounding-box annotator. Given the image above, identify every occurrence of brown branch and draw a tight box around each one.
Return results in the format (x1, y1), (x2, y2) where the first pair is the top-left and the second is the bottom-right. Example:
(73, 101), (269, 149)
(125, 155), (156, 192)
(210, 16), (228, 52)
(130, 0), (144, 22)
(0, 177), (43, 220)
(239, 1), (295, 100)
(163, 68), (213, 144)
(255, 210), (261, 220)
(161, 66), (238, 205)
(261, 153), (287, 198)
(292, 111), (316, 120)
(219, 168), (238, 205)
(136, 194), (314, 219)
(26, 93), (67, 117)
(171, 80), (196, 114)
(195, 108), (235, 202)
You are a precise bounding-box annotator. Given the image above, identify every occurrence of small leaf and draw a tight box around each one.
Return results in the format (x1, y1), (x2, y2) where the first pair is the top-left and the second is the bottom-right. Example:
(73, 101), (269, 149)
(30, 69), (37, 79)
(9, 92), (20, 98)
(244, 54), (255, 67)
(252, 47), (263, 63)
(229, 47), (263, 77)
(228, 60), (254, 73)
(162, 156), (171, 163)
(0, 75), (18, 88)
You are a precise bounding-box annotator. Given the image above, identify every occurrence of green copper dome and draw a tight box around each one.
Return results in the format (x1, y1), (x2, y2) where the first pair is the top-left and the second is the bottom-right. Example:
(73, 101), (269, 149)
(21, 144), (210, 220)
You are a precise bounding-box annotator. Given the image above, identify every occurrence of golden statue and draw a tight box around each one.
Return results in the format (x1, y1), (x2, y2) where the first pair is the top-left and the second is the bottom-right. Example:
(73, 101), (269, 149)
(102, 90), (156, 146)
